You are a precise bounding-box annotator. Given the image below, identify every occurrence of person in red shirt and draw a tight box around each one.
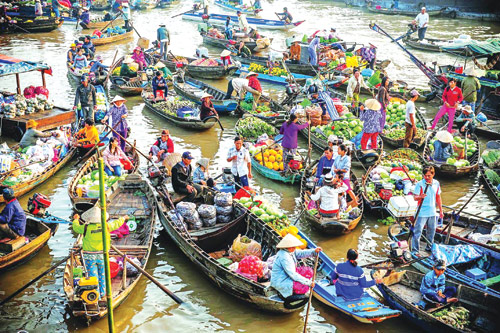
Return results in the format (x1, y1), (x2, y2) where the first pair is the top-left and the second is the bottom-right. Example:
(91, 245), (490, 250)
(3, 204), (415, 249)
(246, 72), (262, 110)
(430, 78), (463, 133)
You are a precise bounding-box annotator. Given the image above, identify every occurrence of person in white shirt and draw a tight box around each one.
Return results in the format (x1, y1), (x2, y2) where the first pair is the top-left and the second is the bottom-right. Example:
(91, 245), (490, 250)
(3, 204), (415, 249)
(414, 7), (429, 41)
(236, 10), (249, 33)
(224, 77), (260, 100)
(310, 174), (348, 219)
(226, 136), (252, 188)
(404, 89), (420, 148)
(346, 69), (370, 105)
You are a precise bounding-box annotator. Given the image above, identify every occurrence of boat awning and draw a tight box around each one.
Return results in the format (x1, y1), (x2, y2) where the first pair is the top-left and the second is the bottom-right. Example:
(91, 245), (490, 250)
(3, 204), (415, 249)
(0, 54), (52, 77)
(447, 73), (500, 89)
(441, 39), (500, 58)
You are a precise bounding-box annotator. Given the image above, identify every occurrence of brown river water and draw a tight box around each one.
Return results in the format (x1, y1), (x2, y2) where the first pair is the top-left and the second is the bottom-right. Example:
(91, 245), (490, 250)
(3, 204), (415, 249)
(1, 1), (500, 331)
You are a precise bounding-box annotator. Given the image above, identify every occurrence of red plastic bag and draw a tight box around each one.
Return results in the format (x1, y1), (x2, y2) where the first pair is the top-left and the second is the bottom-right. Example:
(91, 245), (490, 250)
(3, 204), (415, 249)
(23, 85), (35, 99)
(293, 266), (314, 294)
(238, 255), (264, 277)
(34, 86), (49, 98)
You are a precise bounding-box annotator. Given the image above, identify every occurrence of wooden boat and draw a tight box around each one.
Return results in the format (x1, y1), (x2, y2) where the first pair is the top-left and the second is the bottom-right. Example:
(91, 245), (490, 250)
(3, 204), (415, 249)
(182, 12), (305, 31)
(108, 56), (154, 96)
(234, 64), (310, 86)
(237, 94), (288, 127)
(475, 120), (500, 140)
(298, 230), (401, 323)
(159, 54), (238, 80)
(233, 54), (317, 76)
(68, 144), (141, 212)
(251, 157), (302, 184)
(67, 63), (107, 85)
(0, 215), (58, 272)
(423, 131), (480, 177)
(388, 221), (500, 300)
(131, 0), (159, 10)
(0, 16), (62, 33)
(152, 182), (308, 313)
(300, 161), (364, 235)
(367, 6), (444, 17)
(403, 37), (448, 53)
(376, 270), (499, 332)
(82, 17), (125, 30)
(200, 27), (271, 52)
(172, 76), (238, 114)
(479, 153), (500, 208)
(91, 0), (111, 11)
(0, 145), (77, 204)
(214, 0), (260, 15)
(92, 30), (134, 46)
(63, 174), (157, 323)
(141, 90), (217, 131)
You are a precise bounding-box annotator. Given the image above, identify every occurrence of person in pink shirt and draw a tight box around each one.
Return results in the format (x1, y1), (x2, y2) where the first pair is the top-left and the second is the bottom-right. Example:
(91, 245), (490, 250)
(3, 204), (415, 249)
(430, 78), (463, 133)
(131, 47), (147, 71)
(102, 137), (132, 176)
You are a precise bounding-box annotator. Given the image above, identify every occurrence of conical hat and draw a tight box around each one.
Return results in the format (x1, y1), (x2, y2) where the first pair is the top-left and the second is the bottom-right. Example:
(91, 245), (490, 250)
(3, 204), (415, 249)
(435, 130), (453, 143)
(277, 234), (304, 249)
(81, 205), (109, 224)
(365, 98), (381, 110)
(111, 95), (126, 103)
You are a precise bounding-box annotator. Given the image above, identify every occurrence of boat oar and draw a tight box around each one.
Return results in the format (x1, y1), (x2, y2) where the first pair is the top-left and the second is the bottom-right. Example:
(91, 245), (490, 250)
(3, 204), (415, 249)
(292, 208), (306, 225)
(204, 115), (224, 131)
(398, 162), (415, 184)
(110, 244), (184, 304)
(0, 255), (70, 306)
(442, 204), (499, 224)
(102, 123), (154, 164)
(171, 6), (200, 19)
(103, 48), (119, 86)
(303, 252), (320, 333)
(99, 11), (121, 35)
(443, 185), (483, 244)
(0, 159), (48, 179)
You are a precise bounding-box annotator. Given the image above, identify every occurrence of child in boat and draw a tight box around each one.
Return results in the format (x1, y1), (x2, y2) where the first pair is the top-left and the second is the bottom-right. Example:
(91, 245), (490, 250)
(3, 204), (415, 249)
(310, 174), (347, 219)
(417, 259), (458, 309)
(193, 158), (215, 188)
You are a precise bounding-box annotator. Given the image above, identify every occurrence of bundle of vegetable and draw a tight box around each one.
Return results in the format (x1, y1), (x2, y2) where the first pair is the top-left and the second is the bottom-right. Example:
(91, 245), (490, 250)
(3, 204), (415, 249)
(482, 149), (500, 169)
(236, 117), (278, 140)
(76, 169), (126, 196)
(485, 169), (500, 187)
(154, 97), (195, 116)
(383, 127), (427, 140)
(310, 112), (363, 141)
(433, 306), (470, 330)
(240, 100), (279, 117)
(95, 92), (107, 111)
(234, 196), (290, 232)
(377, 216), (396, 225)
(429, 136), (477, 167)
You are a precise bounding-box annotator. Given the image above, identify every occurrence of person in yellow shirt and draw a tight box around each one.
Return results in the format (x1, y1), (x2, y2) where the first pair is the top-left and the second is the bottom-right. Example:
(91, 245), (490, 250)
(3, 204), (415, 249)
(74, 118), (100, 154)
(73, 206), (128, 299)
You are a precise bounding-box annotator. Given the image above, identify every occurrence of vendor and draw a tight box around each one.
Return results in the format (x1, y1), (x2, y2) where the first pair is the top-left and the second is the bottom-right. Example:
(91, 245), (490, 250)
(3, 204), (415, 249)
(289, 38), (301, 64)
(120, 57), (136, 78)
(224, 77), (260, 103)
(279, 114), (309, 174)
(236, 10), (249, 33)
(0, 188), (26, 240)
(346, 69), (370, 105)
(19, 119), (52, 148)
(456, 105), (476, 135)
(74, 118), (100, 151)
(102, 95), (129, 151)
(270, 234), (321, 306)
(247, 72), (262, 108)
(418, 259), (458, 309)
(89, 55), (108, 76)
(237, 41), (252, 58)
(82, 35), (95, 59)
(79, 7), (90, 29)
(199, 93), (218, 121)
(224, 16), (233, 40)
(73, 206), (128, 299)
(171, 151), (202, 202)
(152, 71), (168, 102)
(102, 137), (131, 176)
(193, 158), (215, 187)
(333, 144), (358, 207)
(227, 136), (252, 188)
(149, 129), (174, 163)
(432, 130), (454, 162)
(220, 49), (233, 68)
(132, 46), (147, 71)
(330, 249), (382, 299)
(359, 99), (382, 150)
(315, 147), (335, 183)
(310, 174), (347, 218)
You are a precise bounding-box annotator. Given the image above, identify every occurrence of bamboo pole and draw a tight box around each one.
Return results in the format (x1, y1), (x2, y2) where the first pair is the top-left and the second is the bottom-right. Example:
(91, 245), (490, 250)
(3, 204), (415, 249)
(303, 253), (320, 333)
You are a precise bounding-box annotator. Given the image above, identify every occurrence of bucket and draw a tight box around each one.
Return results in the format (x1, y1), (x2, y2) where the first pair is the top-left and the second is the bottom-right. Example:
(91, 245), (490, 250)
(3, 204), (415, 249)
(477, 112), (488, 123)
(109, 260), (120, 278)
(455, 66), (463, 74)
(137, 37), (150, 49)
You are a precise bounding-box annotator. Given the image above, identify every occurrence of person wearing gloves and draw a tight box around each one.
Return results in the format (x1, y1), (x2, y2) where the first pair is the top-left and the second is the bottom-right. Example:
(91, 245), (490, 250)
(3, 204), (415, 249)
(19, 119), (52, 148)
(193, 158), (215, 187)
(346, 69), (370, 105)
(359, 99), (382, 150)
(0, 188), (26, 240)
(417, 259), (458, 309)
(271, 234), (322, 306)
(432, 130), (454, 162)
(102, 95), (129, 151)
(310, 174), (348, 218)
(330, 249), (382, 299)
(72, 206), (129, 299)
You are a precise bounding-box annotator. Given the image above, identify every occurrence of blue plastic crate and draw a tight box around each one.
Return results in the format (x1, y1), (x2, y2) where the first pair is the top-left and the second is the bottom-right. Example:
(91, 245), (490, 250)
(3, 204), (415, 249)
(465, 268), (487, 281)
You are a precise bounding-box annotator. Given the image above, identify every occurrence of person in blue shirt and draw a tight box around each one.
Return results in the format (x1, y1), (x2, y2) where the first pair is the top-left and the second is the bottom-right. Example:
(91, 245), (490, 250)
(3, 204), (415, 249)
(417, 259), (458, 309)
(455, 104), (476, 135)
(82, 36), (95, 58)
(308, 36), (320, 66)
(152, 71), (168, 102)
(412, 166), (443, 253)
(89, 55), (108, 76)
(276, 7), (293, 23)
(333, 144), (358, 207)
(432, 130), (453, 162)
(330, 249), (382, 299)
(224, 16), (233, 40)
(193, 158), (215, 187)
(157, 24), (170, 61)
(315, 147), (335, 184)
(0, 188), (27, 239)
(79, 7), (90, 29)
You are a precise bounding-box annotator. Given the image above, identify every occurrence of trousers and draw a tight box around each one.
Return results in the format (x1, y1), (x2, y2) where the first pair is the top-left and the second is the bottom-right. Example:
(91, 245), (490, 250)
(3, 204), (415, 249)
(431, 105), (456, 133)
(412, 216), (437, 252)
(361, 132), (378, 149)
(84, 253), (106, 298)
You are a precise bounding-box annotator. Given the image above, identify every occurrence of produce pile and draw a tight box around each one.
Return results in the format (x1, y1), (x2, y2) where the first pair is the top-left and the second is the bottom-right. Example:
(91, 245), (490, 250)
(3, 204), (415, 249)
(0, 92), (54, 118)
(377, 216), (396, 225)
(382, 100), (426, 141)
(75, 170), (127, 198)
(235, 116), (278, 140)
(429, 135), (477, 167)
(94, 26), (128, 38)
(433, 306), (470, 330)
(249, 144), (304, 172)
(234, 196), (291, 232)
(248, 63), (288, 77)
(240, 98), (279, 117)
(310, 112), (363, 141)
(482, 149), (500, 169)
(484, 169), (500, 196)
(173, 193), (234, 230)
(190, 58), (220, 67)
(152, 96), (196, 117)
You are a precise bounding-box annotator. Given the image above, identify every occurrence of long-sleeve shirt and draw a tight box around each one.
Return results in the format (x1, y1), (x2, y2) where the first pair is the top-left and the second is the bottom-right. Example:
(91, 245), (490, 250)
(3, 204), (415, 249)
(150, 137), (174, 154)
(152, 76), (167, 91)
(331, 261), (375, 299)
(132, 52), (147, 67)
(171, 161), (193, 193)
(433, 140), (453, 162)
(74, 83), (96, 107)
(270, 249), (316, 298)
(311, 183), (347, 212)
(360, 109), (382, 133)
(248, 76), (262, 92)
(279, 121), (309, 149)
(376, 86), (390, 109)
(238, 14), (249, 31)
(333, 154), (350, 180)
(72, 217), (126, 252)
(315, 155), (334, 178)
(73, 54), (88, 69)
(461, 76), (481, 103)
(231, 78), (251, 95)
(120, 63), (136, 78)
(420, 270), (445, 295)
(90, 61), (108, 73)
(105, 104), (128, 132)
(102, 146), (129, 167)
(19, 128), (51, 148)
(82, 41), (95, 54)
(121, 7), (130, 21)
(0, 199), (26, 236)
(456, 111), (477, 126)
(442, 86), (463, 106)
(200, 99), (217, 120)
(77, 126), (100, 144)
(80, 11), (90, 24)
(308, 37), (320, 51)
(346, 74), (369, 98)
(238, 45), (252, 58)
(290, 44), (301, 61)
(157, 27), (170, 41)
(193, 166), (207, 184)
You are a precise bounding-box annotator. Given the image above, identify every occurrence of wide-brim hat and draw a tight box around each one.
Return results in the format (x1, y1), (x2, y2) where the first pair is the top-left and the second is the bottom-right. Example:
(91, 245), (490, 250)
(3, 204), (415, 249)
(246, 71), (258, 77)
(155, 61), (166, 68)
(324, 174), (334, 184)
(26, 119), (38, 128)
(365, 98), (381, 110)
(220, 49), (231, 57)
(196, 157), (210, 169)
(200, 92), (213, 100)
(277, 234), (304, 249)
(462, 105), (473, 113)
(81, 205), (109, 224)
(112, 95), (126, 104)
(435, 130), (454, 143)
(465, 66), (477, 76)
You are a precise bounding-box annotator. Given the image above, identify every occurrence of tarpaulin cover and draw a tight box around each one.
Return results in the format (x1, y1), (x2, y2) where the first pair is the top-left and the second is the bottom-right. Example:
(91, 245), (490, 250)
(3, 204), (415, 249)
(441, 39), (500, 58)
(0, 54), (52, 77)
(432, 243), (484, 266)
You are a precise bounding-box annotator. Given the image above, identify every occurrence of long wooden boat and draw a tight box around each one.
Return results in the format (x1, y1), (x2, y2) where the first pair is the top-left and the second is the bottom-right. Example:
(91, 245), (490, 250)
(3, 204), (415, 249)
(92, 30), (134, 46)
(298, 230), (401, 322)
(141, 90), (217, 131)
(82, 17), (125, 30)
(234, 64), (309, 86)
(91, 0), (111, 11)
(474, 120), (500, 140)
(388, 221), (500, 300)
(108, 56), (152, 96)
(131, 0), (159, 10)
(235, 115), (279, 143)
(68, 144), (141, 212)
(67, 63), (107, 85)
(0, 215), (58, 272)
(63, 174), (157, 323)
(479, 152), (500, 208)
(200, 29), (271, 52)
(367, 6), (444, 17)
(159, 54), (238, 80)
(423, 131), (480, 177)
(0, 16), (62, 33)
(214, 0), (259, 15)
(172, 76), (238, 114)
(239, 95), (288, 127)
(403, 37), (447, 53)
(376, 270), (499, 332)
(183, 12), (304, 30)
(152, 181), (309, 313)
(300, 161), (364, 235)
(233, 54), (317, 76)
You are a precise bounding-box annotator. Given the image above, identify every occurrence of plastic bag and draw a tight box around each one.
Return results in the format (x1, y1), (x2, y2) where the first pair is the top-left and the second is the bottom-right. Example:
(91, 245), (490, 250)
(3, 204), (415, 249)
(229, 235), (262, 261)
(198, 204), (217, 219)
(176, 201), (196, 215)
(188, 218), (203, 230)
(293, 266), (313, 295)
(217, 214), (233, 224)
(216, 204), (233, 216)
(183, 210), (200, 224)
(202, 216), (217, 227)
(235, 268), (258, 281)
(238, 255), (265, 277)
(214, 192), (233, 207)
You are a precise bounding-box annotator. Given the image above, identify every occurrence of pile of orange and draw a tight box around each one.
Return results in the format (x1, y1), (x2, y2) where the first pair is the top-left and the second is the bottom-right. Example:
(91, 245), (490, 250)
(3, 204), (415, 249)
(254, 148), (284, 171)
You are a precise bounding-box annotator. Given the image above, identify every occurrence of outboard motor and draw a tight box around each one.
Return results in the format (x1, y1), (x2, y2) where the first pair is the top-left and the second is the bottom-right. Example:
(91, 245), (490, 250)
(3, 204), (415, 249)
(147, 165), (165, 187)
(389, 241), (412, 262)
(27, 193), (51, 216)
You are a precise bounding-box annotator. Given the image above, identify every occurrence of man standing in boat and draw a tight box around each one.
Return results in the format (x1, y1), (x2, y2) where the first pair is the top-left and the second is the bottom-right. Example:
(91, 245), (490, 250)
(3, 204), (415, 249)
(73, 75), (97, 124)
(404, 89), (419, 148)
(157, 23), (170, 61)
(227, 137), (252, 189)
(414, 7), (429, 41)
(236, 10), (249, 33)
(0, 188), (26, 240)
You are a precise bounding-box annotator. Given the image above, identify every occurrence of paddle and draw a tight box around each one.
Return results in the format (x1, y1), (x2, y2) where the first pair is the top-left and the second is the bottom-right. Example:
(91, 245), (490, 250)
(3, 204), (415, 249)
(103, 48), (119, 86)
(398, 162), (415, 184)
(9, 22), (30, 33)
(97, 10), (121, 35)
(303, 252), (320, 333)
(0, 159), (47, 179)
(0, 255), (70, 306)
(102, 123), (155, 164)
(442, 204), (500, 224)
(171, 5), (200, 19)
(203, 115), (224, 131)
(292, 208), (306, 226)
(110, 244), (184, 304)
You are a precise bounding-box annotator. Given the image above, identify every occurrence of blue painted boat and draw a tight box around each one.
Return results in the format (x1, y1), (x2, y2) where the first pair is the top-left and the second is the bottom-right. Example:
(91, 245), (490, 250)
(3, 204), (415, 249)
(214, 0), (260, 16)
(172, 76), (238, 114)
(182, 12), (304, 30)
(298, 230), (402, 323)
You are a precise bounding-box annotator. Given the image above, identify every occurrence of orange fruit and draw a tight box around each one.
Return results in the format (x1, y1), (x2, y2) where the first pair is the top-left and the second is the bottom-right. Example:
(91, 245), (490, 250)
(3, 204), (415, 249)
(269, 155), (276, 163)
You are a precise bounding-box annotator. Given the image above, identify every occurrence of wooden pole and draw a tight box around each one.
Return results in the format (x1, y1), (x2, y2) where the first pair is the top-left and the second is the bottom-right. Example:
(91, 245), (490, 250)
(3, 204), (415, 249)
(102, 123), (154, 163)
(104, 49), (119, 85)
(16, 73), (21, 95)
(303, 252), (320, 333)
(41, 71), (46, 88)
(98, 158), (115, 332)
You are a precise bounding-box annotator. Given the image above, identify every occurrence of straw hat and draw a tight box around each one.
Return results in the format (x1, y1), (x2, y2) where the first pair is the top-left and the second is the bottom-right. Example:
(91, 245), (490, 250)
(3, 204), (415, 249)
(277, 234), (304, 249)
(220, 49), (231, 57)
(435, 130), (454, 143)
(111, 95), (126, 104)
(81, 205), (109, 224)
(26, 119), (38, 128)
(200, 92), (213, 100)
(462, 105), (473, 113)
(365, 98), (381, 110)
(246, 71), (258, 77)
(155, 61), (166, 68)
(465, 67), (477, 77)
(196, 157), (210, 169)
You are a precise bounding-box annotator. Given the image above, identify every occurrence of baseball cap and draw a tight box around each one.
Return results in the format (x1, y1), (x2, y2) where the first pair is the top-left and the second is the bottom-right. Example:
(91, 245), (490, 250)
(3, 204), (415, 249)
(182, 151), (194, 160)
(410, 89), (420, 97)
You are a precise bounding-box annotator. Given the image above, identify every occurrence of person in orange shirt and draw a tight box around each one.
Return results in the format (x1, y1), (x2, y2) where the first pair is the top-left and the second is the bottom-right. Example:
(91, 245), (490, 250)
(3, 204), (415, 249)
(289, 39), (301, 64)
(74, 118), (100, 154)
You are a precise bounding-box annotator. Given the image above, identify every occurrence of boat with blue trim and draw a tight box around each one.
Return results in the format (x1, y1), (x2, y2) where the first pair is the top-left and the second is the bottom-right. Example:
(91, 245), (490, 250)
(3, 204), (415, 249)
(182, 12), (304, 30)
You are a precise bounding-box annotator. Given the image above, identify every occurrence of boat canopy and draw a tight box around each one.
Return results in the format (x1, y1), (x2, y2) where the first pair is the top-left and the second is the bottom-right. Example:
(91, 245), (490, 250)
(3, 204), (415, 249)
(0, 54), (52, 77)
(441, 39), (500, 58)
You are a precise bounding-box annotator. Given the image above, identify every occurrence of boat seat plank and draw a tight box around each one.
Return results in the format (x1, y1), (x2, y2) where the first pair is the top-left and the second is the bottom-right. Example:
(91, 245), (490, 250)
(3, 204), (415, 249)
(481, 274), (500, 287)
(389, 284), (421, 304)
(0, 236), (25, 252)
(189, 224), (226, 237)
